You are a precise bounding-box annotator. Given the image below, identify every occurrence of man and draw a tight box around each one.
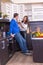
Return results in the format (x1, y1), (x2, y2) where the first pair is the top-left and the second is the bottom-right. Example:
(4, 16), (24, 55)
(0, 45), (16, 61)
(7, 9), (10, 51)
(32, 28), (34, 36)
(10, 13), (32, 55)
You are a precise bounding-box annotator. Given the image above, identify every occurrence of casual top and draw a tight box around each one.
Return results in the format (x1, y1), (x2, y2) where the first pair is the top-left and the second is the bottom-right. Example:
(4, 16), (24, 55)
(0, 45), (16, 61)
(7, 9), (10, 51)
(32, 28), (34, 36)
(22, 22), (27, 30)
(19, 22), (28, 31)
(10, 19), (20, 35)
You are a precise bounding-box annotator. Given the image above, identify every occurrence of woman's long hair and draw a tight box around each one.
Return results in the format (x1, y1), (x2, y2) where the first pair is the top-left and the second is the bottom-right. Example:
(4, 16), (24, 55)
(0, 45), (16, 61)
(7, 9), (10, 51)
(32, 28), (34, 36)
(22, 16), (28, 24)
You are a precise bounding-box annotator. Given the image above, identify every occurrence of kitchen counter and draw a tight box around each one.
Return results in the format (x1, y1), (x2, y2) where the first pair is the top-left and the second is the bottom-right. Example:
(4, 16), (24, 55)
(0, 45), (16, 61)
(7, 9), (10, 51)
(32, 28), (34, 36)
(31, 38), (43, 40)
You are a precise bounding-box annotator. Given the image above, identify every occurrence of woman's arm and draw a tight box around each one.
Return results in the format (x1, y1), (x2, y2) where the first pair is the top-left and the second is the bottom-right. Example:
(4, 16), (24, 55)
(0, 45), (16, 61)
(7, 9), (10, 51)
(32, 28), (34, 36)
(18, 22), (24, 28)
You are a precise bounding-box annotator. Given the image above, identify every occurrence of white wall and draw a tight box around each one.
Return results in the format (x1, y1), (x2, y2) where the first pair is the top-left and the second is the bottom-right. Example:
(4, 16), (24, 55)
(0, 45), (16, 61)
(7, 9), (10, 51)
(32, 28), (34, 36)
(1, 2), (32, 21)
(1, 2), (43, 21)
(11, 0), (43, 3)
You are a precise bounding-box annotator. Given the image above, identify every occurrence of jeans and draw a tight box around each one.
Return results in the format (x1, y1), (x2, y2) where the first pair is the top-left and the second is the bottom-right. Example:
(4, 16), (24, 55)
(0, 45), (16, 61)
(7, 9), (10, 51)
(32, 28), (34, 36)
(15, 33), (28, 53)
(20, 31), (26, 39)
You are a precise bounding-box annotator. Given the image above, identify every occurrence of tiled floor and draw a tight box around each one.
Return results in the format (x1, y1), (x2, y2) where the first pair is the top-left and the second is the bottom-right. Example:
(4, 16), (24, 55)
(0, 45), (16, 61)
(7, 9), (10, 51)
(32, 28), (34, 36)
(6, 52), (43, 65)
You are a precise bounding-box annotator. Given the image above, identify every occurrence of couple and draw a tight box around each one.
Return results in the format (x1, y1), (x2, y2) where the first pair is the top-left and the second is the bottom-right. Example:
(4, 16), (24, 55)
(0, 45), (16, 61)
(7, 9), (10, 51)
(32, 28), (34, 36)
(10, 13), (32, 55)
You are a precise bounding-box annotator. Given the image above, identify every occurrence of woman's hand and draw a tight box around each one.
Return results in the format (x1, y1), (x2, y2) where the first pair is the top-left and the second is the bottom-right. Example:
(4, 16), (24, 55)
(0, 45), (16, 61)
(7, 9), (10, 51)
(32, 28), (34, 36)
(18, 22), (24, 28)
(27, 28), (30, 33)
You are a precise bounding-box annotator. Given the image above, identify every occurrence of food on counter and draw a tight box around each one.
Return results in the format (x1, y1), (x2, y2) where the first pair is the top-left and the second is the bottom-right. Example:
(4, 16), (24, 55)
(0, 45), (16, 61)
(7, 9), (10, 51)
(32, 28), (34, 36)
(32, 32), (43, 38)
(40, 33), (43, 36)
(32, 26), (43, 38)
(32, 32), (40, 37)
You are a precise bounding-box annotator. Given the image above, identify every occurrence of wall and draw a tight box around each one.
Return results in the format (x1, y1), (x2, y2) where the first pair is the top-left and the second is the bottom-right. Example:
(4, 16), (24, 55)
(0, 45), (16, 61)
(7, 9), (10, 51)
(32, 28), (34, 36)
(11, 0), (43, 3)
(1, 2), (43, 21)
(1, 2), (32, 21)
(0, 0), (1, 11)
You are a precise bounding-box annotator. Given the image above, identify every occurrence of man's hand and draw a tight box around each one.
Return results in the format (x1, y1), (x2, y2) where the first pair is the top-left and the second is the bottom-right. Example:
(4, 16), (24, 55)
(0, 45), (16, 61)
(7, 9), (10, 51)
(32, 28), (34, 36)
(11, 34), (14, 38)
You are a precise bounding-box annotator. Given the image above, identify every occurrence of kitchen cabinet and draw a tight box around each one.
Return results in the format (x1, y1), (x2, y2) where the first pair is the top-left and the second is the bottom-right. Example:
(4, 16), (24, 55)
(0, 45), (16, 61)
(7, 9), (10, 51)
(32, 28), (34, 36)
(0, 39), (8, 65)
(32, 39), (43, 63)
(0, 37), (17, 65)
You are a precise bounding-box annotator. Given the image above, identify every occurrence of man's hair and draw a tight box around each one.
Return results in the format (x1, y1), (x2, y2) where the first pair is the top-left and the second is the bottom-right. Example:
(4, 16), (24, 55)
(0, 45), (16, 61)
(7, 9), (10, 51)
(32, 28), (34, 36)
(13, 13), (18, 18)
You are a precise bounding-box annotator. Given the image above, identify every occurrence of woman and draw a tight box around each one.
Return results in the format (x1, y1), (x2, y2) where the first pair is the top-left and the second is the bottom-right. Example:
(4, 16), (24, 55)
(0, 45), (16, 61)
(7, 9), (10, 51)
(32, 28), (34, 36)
(21, 16), (28, 31)
(18, 16), (29, 38)
(19, 16), (29, 39)
(18, 16), (32, 50)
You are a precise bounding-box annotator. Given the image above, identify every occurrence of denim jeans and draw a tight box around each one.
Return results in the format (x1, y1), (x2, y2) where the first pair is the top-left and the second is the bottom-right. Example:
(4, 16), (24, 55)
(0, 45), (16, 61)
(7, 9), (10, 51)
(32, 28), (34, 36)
(15, 33), (28, 53)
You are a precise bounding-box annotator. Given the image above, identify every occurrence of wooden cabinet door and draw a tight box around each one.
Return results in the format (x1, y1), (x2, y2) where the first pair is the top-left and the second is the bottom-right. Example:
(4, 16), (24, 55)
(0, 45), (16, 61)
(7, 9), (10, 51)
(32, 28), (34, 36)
(0, 41), (2, 65)
(0, 40), (8, 65)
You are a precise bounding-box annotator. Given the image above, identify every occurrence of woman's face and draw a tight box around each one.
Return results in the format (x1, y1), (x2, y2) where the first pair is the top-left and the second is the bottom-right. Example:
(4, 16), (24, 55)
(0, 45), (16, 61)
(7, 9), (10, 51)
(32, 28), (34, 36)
(23, 17), (27, 23)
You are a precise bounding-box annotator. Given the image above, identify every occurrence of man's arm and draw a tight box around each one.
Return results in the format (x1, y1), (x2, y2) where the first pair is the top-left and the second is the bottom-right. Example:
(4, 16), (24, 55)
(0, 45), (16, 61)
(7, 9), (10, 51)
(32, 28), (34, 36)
(10, 21), (15, 38)
(10, 22), (13, 34)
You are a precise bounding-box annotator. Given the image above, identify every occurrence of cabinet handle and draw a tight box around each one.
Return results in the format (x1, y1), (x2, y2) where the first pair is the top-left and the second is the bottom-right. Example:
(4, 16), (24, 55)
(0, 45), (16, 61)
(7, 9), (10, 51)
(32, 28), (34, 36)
(7, 44), (9, 47)
(1, 41), (5, 49)
(7, 39), (9, 42)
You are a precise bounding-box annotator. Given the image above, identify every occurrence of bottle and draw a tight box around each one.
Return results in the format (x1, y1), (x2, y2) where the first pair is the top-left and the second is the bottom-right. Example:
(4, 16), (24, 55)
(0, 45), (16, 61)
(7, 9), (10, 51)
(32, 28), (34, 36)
(3, 31), (6, 38)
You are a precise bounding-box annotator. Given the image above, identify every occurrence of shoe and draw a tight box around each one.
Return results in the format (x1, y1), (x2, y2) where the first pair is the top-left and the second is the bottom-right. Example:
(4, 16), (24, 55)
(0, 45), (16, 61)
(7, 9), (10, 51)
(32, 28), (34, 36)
(23, 51), (32, 56)
(30, 50), (33, 53)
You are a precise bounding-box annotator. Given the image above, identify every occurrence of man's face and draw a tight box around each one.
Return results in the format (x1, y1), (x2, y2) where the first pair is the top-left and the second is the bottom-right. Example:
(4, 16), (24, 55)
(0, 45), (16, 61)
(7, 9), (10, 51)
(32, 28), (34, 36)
(16, 16), (19, 21)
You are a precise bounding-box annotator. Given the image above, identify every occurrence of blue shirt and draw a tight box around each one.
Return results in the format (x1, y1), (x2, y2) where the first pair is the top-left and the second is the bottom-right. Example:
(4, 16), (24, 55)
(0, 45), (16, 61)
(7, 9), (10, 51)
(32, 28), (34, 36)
(10, 19), (20, 35)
